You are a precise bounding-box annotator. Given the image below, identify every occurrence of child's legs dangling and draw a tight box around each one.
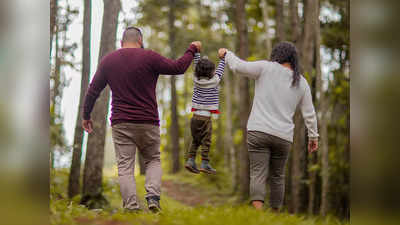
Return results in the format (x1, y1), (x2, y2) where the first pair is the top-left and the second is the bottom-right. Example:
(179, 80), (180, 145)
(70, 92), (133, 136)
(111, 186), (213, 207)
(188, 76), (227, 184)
(200, 118), (212, 161)
(187, 116), (203, 159)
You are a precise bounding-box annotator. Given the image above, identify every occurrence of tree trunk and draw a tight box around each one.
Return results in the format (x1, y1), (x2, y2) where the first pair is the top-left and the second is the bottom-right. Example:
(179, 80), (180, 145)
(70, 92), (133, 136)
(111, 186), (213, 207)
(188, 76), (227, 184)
(68, 0), (92, 199)
(81, 0), (121, 209)
(301, 0), (316, 74)
(316, 2), (330, 215)
(275, 0), (285, 42)
(224, 71), (235, 187)
(50, 0), (58, 55)
(235, 0), (250, 200)
(291, 0), (317, 213)
(289, 0), (300, 44)
(168, 0), (181, 174)
(291, 111), (305, 213)
(308, 0), (323, 215)
(261, 0), (272, 57)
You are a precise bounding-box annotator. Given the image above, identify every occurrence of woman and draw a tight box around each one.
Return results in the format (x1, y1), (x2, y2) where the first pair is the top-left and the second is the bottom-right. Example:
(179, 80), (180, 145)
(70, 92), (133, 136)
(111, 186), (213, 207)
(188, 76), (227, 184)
(219, 42), (319, 212)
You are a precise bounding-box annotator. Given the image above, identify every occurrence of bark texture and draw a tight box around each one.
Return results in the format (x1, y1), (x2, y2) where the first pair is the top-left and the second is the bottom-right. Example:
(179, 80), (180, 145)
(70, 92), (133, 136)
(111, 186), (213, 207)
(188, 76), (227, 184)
(235, 0), (250, 200)
(81, 0), (121, 209)
(168, 0), (181, 173)
(68, 0), (92, 199)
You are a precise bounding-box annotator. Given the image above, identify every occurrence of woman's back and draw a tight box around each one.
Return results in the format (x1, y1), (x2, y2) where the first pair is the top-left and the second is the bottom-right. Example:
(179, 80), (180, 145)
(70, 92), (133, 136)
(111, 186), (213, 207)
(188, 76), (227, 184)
(225, 51), (319, 143)
(250, 61), (308, 142)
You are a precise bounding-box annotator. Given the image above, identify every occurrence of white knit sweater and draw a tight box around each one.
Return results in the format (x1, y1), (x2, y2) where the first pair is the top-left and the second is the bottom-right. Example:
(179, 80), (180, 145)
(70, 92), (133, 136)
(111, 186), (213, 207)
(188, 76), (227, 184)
(225, 51), (319, 142)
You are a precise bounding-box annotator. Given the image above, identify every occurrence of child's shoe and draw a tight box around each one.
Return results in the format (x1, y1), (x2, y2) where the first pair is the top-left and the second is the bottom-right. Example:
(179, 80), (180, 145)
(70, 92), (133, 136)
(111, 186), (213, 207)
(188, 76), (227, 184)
(199, 160), (216, 174)
(185, 157), (200, 174)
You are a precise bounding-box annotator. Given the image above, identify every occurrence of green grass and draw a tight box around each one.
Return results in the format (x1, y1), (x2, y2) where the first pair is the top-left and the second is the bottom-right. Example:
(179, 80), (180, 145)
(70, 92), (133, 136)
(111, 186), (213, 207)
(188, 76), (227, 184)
(50, 169), (348, 225)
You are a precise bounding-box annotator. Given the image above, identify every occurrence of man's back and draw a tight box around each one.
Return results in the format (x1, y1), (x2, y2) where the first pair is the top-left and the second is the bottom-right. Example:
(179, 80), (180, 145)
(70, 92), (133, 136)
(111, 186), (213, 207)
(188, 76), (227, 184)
(104, 48), (162, 125)
(83, 44), (197, 126)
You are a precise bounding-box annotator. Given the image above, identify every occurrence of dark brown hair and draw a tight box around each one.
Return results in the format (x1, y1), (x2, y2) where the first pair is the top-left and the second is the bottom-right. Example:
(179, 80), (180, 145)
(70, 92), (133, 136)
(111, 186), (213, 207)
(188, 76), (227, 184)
(195, 58), (215, 79)
(270, 41), (301, 87)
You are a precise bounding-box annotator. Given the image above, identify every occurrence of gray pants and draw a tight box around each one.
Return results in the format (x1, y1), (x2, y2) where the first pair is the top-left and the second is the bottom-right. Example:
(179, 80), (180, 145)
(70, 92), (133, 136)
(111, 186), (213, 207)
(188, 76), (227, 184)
(111, 123), (162, 210)
(248, 131), (291, 209)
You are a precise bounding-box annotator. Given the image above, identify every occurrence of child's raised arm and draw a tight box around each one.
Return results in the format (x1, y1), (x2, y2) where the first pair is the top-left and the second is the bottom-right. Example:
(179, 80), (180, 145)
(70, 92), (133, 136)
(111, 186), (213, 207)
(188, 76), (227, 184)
(215, 55), (225, 80)
(193, 52), (201, 68)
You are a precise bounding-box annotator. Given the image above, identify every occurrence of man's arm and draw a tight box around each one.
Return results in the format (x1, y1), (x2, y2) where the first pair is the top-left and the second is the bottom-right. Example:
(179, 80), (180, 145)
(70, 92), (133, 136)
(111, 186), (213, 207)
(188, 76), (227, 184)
(82, 62), (107, 132)
(300, 83), (319, 152)
(153, 43), (199, 75)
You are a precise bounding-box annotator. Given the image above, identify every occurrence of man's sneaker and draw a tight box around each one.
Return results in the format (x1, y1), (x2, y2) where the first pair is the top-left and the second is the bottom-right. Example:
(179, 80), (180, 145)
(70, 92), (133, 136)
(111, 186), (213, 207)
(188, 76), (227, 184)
(199, 160), (217, 174)
(146, 196), (161, 213)
(185, 157), (200, 174)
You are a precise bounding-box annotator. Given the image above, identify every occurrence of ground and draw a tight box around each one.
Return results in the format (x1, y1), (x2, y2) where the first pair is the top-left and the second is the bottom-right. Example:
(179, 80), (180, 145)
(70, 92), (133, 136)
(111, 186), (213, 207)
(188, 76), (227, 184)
(50, 169), (348, 225)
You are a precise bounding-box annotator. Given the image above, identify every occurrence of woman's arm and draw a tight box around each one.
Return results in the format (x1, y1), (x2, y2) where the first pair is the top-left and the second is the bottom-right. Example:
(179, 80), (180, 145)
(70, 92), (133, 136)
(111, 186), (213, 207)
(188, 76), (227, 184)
(300, 83), (319, 140)
(225, 50), (265, 79)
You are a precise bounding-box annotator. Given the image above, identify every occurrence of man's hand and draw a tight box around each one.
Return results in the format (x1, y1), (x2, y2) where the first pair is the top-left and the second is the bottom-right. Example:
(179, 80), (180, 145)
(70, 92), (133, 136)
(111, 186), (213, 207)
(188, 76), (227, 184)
(82, 119), (93, 133)
(218, 48), (227, 59)
(308, 139), (318, 153)
(191, 41), (202, 52)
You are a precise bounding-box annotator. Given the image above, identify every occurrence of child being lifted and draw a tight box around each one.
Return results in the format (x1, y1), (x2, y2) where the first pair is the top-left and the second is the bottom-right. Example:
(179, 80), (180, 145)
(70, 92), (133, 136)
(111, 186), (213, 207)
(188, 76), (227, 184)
(185, 49), (225, 175)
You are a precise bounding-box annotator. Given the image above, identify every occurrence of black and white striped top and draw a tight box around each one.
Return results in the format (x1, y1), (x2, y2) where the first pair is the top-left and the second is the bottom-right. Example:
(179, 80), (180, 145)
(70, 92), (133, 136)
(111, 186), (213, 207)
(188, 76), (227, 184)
(191, 53), (225, 111)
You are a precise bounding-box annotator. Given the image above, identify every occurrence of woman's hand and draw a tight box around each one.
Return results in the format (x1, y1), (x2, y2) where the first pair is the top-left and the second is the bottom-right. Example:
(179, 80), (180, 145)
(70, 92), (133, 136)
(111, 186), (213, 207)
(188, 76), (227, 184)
(308, 139), (318, 153)
(218, 48), (227, 59)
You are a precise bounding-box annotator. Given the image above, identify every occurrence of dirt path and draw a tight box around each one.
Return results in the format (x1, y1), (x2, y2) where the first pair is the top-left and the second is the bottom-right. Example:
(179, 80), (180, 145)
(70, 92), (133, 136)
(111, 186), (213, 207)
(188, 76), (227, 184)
(162, 179), (209, 206)
(161, 179), (229, 207)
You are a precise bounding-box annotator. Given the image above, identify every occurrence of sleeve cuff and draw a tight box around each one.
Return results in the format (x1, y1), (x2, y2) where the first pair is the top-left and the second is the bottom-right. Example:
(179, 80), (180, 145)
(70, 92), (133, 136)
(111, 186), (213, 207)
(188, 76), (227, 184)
(83, 112), (90, 120)
(188, 44), (198, 54)
(309, 136), (319, 141)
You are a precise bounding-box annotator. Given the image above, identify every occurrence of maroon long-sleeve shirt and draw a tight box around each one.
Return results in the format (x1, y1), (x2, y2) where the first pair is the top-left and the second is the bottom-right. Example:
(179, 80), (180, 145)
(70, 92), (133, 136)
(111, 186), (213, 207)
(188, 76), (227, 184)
(83, 44), (197, 126)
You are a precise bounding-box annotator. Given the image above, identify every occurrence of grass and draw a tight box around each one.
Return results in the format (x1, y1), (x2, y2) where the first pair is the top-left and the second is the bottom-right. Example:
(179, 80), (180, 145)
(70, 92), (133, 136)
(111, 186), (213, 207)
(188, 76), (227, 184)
(50, 169), (349, 225)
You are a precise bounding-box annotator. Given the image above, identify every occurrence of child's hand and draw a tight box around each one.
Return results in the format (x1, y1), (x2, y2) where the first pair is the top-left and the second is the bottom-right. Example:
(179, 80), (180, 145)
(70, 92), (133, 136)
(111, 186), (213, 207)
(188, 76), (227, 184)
(191, 41), (202, 52)
(218, 48), (227, 59)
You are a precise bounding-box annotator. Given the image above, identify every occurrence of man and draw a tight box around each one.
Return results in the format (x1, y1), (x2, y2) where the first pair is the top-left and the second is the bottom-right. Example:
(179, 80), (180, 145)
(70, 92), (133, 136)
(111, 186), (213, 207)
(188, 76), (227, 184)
(82, 26), (201, 212)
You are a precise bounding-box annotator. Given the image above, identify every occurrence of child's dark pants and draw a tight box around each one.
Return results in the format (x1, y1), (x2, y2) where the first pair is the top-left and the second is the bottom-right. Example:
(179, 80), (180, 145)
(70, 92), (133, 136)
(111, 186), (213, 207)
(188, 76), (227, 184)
(188, 114), (212, 161)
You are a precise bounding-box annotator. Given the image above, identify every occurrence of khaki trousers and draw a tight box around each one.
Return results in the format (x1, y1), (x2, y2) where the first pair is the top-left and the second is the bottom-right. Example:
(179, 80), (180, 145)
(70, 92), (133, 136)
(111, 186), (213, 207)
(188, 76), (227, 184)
(111, 123), (161, 210)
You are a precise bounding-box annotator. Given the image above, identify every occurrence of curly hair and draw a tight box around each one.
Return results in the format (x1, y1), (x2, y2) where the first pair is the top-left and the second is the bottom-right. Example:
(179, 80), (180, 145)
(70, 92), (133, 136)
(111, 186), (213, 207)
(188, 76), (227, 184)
(270, 41), (301, 87)
(195, 58), (215, 79)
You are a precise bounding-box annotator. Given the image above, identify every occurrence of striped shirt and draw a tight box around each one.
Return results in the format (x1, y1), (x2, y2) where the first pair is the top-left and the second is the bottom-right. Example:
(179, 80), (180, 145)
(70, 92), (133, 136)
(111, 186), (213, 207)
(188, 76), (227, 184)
(191, 53), (225, 112)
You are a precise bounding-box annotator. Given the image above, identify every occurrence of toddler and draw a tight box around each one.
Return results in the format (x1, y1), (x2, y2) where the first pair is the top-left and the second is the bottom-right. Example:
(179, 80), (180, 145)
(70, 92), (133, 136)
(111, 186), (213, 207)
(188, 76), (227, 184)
(184, 51), (225, 174)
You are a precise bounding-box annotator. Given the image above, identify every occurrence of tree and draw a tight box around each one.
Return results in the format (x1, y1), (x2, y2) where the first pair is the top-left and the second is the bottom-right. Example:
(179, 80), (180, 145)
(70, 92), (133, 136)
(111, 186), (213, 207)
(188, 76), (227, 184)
(260, 0), (272, 57)
(316, 3), (330, 214)
(224, 70), (236, 188)
(50, 0), (58, 54)
(50, 1), (78, 168)
(289, 0), (300, 44)
(290, 0), (318, 213)
(235, 0), (250, 200)
(307, 0), (321, 214)
(81, 0), (121, 209)
(68, 0), (92, 199)
(168, 0), (181, 174)
(274, 0), (285, 42)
